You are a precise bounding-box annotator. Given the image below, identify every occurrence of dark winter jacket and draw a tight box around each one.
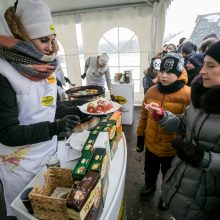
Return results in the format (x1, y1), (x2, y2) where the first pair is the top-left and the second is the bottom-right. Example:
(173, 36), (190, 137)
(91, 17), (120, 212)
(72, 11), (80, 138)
(0, 73), (84, 146)
(143, 68), (158, 94)
(186, 66), (201, 86)
(159, 76), (220, 220)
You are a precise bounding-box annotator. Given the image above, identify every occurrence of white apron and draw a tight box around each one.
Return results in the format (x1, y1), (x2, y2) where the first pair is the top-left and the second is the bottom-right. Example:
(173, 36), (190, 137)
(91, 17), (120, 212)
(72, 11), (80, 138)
(86, 57), (109, 87)
(0, 59), (57, 215)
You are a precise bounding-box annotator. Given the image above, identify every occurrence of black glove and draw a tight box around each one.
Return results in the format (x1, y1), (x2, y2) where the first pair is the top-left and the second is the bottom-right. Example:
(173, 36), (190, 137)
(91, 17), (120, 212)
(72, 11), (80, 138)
(56, 105), (86, 120)
(56, 115), (80, 133)
(110, 95), (116, 101)
(171, 136), (185, 150)
(64, 76), (71, 84)
(136, 136), (145, 153)
(81, 73), (86, 79)
(172, 137), (204, 167)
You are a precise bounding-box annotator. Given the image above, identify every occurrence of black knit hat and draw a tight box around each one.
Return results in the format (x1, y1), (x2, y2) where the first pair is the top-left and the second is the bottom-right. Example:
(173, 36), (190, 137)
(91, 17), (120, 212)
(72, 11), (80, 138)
(181, 42), (196, 54)
(205, 40), (220, 63)
(188, 53), (204, 67)
(160, 56), (182, 77)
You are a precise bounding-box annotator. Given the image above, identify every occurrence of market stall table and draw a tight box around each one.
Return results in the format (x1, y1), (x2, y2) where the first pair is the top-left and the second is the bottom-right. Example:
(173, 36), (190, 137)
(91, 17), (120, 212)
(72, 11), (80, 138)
(11, 133), (127, 220)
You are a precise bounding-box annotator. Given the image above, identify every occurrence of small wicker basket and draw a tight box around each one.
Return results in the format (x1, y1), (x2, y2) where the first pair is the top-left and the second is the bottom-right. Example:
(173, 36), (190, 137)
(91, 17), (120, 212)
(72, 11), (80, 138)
(29, 167), (73, 220)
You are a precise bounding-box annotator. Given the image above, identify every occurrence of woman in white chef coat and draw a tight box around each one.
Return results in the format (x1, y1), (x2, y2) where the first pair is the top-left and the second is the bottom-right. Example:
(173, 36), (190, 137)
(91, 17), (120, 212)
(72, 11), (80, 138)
(0, 0), (81, 218)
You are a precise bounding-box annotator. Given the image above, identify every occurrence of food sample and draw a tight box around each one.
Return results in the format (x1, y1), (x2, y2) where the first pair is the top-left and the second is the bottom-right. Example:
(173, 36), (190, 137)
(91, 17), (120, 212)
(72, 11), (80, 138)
(75, 89), (98, 96)
(87, 103), (96, 113)
(86, 98), (114, 114)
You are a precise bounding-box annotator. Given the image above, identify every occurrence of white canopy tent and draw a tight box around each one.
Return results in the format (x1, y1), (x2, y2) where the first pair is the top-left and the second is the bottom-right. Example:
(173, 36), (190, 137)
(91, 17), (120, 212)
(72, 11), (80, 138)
(0, 0), (172, 105)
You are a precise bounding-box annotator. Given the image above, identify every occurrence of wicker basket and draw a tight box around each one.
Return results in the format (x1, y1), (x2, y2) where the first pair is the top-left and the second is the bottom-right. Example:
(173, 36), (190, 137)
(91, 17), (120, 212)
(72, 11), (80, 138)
(29, 167), (73, 220)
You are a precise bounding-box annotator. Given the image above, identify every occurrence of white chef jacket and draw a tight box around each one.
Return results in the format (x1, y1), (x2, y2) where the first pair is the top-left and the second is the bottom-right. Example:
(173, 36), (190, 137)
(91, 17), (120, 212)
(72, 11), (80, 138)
(85, 56), (112, 90)
(0, 59), (57, 215)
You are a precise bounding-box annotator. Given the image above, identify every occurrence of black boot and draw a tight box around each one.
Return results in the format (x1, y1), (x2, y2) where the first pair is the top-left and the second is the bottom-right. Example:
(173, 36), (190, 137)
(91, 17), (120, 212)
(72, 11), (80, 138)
(140, 183), (156, 195)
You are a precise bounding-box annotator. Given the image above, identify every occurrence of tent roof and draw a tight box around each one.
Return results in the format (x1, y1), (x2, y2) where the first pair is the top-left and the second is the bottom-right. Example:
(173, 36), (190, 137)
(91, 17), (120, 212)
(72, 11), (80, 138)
(44, 0), (158, 14)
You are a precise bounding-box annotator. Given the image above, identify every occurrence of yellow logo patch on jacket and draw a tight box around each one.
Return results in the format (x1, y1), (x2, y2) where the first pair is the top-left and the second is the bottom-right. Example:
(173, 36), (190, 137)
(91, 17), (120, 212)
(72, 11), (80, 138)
(47, 74), (56, 84)
(41, 96), (54, 106)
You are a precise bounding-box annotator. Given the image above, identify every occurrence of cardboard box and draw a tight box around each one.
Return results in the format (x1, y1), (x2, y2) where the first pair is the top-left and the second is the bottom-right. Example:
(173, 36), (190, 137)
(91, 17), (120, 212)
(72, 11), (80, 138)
(109, 111), (122, 142)
(89, 125), (103, 136)
(116, 124), (122, 143)
(100, 170), (109, 207)
(88, 148), (107, 174)
(109, 110), (122, 128)
(99, 114), (112, 123)
(93, 132), (111, 165)
(109, 135), (118, 159)
(67, 171), (102, 220)
(84, 196), (103, 220)
(99, 120), (116, 141)
(72, 151), (94, 181)
(88, 148), (109, 206)
(81, 134), (97, 152)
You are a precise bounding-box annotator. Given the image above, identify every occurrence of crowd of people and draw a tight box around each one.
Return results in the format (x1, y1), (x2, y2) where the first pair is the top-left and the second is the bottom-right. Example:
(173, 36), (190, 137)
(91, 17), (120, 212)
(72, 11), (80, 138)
(142, 35), (217, 92)
(138, 34), (220, 219)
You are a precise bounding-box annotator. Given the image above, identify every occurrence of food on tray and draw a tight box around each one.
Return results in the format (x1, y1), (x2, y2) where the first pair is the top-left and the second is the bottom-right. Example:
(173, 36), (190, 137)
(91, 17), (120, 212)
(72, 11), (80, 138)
(87, 103), (96, 113)
(86, 98), (114, 113)
(74, 89), (98, 96)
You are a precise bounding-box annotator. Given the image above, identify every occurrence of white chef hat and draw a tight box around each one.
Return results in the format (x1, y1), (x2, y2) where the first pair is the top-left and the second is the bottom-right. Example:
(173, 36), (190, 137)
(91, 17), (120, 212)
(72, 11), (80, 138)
(99, 53), (109, 66)
(15, 0), (56, 39)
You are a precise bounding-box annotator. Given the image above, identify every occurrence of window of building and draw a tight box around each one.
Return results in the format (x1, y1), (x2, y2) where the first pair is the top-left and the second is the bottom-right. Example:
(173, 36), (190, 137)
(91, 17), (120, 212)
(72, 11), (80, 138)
(57, 40), (67, 77)
(98, 27), (140, 92)
(56, 41), (71, 90)
(75, 23), (86, 86)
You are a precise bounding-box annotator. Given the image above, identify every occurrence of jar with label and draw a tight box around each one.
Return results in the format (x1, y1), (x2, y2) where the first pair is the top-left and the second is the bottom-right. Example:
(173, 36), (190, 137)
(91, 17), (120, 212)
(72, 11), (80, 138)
(114, 73), (122, 82)
(125, 73), (130, 83)
(119, 73), (125, 83)
(46, 154), (60, 168)
(124, 71), (131, 83)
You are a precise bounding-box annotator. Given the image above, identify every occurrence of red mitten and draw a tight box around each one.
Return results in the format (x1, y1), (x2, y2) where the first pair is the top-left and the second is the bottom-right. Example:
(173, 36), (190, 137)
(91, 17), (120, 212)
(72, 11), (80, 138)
(152, 109), (164, 121)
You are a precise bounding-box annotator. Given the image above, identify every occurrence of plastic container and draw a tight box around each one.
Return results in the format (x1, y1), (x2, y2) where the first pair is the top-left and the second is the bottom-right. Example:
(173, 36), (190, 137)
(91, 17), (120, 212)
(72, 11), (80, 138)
(46, 154), (60, 168)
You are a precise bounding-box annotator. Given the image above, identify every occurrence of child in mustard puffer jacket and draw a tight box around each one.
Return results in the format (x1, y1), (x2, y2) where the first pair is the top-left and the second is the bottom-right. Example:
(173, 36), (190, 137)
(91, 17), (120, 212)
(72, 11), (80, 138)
(136, 53), (190, 210)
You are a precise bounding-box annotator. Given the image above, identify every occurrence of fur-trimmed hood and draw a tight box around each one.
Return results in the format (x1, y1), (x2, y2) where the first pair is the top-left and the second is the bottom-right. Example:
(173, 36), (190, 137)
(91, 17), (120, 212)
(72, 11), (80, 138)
(191, 75), (220, 113)
(198, 37), (218, 54)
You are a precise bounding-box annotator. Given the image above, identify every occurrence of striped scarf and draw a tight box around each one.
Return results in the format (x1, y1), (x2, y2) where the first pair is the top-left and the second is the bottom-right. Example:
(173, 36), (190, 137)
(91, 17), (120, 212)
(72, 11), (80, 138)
(0, 35), (57, 81)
